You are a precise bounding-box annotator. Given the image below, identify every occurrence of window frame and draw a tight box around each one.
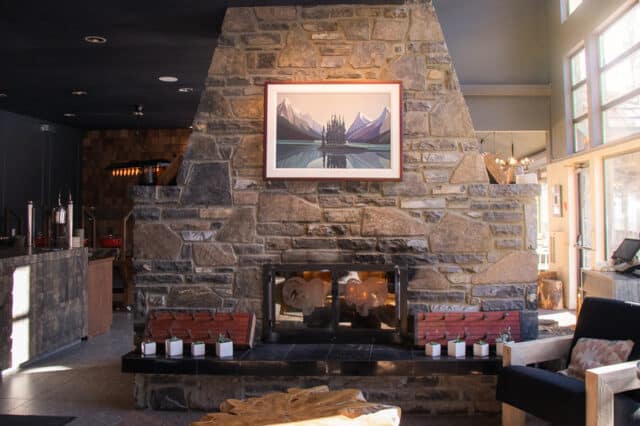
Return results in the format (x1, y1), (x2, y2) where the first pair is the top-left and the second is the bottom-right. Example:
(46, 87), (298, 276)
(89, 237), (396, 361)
(568, 47), (589, 152)
(562, 0), (583, 22)
(598, 1), (640, 144)
(602, 148), (640, 256)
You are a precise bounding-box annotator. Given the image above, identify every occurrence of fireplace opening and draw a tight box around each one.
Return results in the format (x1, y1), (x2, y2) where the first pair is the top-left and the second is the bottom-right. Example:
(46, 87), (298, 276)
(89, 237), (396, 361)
(263, 264), (408, 344)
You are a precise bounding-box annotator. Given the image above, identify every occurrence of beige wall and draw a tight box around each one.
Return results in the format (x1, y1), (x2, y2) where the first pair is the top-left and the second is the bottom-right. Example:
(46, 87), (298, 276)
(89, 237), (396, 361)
(547, 0), (633, 160)
(546, 138), (640, 308)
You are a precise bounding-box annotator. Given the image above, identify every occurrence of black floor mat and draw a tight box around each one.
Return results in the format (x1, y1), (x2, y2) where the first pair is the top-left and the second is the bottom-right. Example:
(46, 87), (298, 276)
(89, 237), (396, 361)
(0, 415), (75, 426)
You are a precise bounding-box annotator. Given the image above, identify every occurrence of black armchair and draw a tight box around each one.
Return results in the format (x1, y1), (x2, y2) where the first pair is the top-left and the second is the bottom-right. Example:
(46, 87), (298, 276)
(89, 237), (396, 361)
(496, 297), (640, 425)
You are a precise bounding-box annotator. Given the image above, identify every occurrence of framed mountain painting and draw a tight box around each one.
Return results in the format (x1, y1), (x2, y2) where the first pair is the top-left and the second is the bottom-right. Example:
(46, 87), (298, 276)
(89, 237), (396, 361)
(263, 81), (402, 180)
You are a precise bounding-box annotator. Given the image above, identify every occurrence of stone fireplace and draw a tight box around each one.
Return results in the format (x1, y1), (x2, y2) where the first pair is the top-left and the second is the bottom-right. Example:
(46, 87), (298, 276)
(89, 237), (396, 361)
(130, 0), (539, 413)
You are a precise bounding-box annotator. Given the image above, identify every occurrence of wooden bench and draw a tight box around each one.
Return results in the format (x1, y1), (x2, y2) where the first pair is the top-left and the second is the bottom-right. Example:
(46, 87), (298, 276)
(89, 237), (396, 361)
(414, 311), (521, 347)
(144, 309), (256, 348)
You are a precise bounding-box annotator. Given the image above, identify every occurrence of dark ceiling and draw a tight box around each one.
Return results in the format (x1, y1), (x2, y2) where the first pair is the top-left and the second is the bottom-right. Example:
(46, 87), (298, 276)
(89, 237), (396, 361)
(0, 0), (400, 130)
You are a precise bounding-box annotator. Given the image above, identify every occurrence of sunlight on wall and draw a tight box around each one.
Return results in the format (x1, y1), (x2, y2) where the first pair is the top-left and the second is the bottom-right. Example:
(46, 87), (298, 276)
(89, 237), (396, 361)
(11, 265), (30, 369)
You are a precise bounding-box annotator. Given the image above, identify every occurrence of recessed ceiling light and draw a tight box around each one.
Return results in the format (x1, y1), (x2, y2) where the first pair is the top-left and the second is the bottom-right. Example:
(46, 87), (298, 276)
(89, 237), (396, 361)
(64, 113), (76, 118)
(158, 76), (178, 83)
(84, 35), (107, 44)
(71, 90), (87, 96)
(178, 87), (193, 93)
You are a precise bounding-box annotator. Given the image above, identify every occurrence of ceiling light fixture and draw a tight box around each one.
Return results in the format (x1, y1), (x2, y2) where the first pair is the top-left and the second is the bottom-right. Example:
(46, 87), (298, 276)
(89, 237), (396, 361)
(158, 76), (178, 83)
(63, 113), (76, 117)
(0, 93), (7, 98)
(71, 90), (87, 96)
(178, 87), (193, 93)
(84, 35), (107, 44)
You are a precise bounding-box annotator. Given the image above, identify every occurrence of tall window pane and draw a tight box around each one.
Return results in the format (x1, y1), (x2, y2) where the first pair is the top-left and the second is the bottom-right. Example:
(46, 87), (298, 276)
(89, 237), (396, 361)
(601, 48), (640, 104)
(602, 94), (640, 142)
(572, 84), (589, 117)
(600, 3), (640, 66)
(568, 0), (583, 16)
(571, 49), (587, 84)
(604, 151), (640, 256)
(574, 117), (589, 152)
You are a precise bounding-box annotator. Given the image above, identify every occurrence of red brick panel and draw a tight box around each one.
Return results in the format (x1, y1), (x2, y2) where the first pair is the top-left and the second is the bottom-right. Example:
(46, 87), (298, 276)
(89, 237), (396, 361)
(414, 311), (521, 347)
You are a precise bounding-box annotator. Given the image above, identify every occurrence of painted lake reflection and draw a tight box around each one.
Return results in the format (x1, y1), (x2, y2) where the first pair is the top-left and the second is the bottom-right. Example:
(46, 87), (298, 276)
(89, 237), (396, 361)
(276, 140), (391, 169)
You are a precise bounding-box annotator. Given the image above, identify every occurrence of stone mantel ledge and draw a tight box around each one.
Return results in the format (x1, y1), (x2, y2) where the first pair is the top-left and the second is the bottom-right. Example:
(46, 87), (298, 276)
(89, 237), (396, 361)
(129, 184), (540, 205)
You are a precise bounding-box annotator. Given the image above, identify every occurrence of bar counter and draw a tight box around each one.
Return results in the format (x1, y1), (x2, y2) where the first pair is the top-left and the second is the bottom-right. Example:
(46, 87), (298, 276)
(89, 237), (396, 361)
(0, 247), (88, 370)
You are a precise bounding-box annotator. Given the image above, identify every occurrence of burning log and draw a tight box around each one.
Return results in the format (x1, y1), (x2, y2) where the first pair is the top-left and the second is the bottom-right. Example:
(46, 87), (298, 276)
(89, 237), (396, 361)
(192, 386), (401, 426)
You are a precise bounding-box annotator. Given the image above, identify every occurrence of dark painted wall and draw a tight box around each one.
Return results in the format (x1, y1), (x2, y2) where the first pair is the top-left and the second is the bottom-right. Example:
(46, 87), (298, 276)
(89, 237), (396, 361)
(0, 109), (82, 236)
(434, 0), (551, 131)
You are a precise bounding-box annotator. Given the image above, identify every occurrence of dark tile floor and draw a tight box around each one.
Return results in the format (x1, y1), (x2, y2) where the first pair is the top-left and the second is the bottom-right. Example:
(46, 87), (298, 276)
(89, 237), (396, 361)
(0, 312), (555, 425)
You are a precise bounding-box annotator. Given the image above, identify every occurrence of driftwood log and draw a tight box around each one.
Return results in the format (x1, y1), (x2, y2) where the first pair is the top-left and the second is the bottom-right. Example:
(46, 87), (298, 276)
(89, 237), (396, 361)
(191, 386), (401, 426)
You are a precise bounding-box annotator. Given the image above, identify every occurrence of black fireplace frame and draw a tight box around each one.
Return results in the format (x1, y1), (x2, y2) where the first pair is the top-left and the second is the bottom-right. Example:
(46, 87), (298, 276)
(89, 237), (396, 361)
(262, 263), (408, 344)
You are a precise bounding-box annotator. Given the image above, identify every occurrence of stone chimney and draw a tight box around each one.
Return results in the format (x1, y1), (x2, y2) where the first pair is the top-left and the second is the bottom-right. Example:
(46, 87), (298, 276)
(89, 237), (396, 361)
(131, 1), (539, 342)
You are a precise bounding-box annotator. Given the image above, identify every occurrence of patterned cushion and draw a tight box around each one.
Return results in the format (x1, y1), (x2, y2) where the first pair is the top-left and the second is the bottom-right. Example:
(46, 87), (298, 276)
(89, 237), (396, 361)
(562, 337), (634, 379)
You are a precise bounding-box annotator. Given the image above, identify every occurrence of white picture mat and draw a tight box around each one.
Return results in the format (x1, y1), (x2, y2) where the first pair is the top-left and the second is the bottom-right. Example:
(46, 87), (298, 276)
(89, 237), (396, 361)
(264, 83), (402, 180)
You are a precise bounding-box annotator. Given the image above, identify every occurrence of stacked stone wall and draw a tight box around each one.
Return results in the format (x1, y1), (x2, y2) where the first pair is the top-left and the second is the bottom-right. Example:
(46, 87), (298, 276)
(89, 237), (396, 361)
(134, 374), (500, 414)
(132, 1), (539, 341)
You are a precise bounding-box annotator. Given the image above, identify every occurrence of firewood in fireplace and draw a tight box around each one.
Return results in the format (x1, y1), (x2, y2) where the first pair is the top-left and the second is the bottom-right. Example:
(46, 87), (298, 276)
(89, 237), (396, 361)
(282, 277), (331, 315)
(191, 385), (401, 426)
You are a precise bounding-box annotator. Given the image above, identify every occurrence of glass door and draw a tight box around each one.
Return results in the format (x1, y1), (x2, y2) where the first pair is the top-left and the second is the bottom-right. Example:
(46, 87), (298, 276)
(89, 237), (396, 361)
(576, 166), (592, 310)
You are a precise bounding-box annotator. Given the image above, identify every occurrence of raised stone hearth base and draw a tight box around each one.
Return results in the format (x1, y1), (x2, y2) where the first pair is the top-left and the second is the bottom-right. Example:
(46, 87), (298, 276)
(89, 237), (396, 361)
(134, 374), (499, 415)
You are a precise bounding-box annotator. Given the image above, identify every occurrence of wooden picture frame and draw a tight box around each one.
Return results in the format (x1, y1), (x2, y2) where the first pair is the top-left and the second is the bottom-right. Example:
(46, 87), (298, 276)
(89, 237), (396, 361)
(263, 81), (402, 181)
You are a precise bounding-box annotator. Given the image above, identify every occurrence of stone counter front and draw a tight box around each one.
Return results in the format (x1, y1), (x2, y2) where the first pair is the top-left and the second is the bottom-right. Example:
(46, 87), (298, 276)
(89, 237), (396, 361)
(0, 248), (87, 369)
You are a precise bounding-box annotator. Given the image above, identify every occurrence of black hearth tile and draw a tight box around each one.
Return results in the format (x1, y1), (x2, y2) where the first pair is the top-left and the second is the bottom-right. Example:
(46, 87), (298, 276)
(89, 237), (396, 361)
(196, 357), (241, 375)
(154, 356), (198, 374)
(329, 360), (378, 376)
(240, 360), (328, 376)
(371, 344), (413, 361)
(328, 344), (372, 361)
(286, 344), (332, 360)
(412, 351), (501, 375)
(121, 352), (156, 373)
(242, 344), (293, 361)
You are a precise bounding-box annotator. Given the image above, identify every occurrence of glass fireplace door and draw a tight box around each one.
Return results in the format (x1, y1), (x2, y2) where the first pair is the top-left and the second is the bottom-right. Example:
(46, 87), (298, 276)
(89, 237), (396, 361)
(264, 264), (407, 343)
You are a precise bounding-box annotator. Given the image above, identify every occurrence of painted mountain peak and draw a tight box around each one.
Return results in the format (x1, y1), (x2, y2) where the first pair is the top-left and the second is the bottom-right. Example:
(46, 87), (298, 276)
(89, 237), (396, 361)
(277, 98), (322, 140)
(346, 112), (372, 137)
(346, 106), (391, 145)
(276, 98), (390, 145)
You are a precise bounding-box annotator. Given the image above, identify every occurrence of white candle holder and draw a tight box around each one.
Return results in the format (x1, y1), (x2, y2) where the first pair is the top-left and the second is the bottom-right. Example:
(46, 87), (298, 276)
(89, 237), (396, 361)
(165, 337), (183, 357)
(141, 340), (156, 356)
(216, 340), (233, 359)
(425, 342), (441, 357)
(191, 341), (206, 357)
(447, 340), (466, 358)
(473, 341), (489, 357)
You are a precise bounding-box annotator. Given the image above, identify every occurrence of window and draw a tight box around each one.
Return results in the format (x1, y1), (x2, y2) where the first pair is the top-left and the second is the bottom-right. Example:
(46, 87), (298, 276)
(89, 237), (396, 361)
(604, 151), (640, 256)
(570, 49), (589, 151)
(568, 0), (583, 16)
(599, 2), (640, 143)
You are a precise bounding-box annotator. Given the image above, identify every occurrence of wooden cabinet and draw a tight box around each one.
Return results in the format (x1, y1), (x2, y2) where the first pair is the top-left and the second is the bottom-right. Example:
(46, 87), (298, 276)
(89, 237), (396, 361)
(87, 256), (113, 337)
